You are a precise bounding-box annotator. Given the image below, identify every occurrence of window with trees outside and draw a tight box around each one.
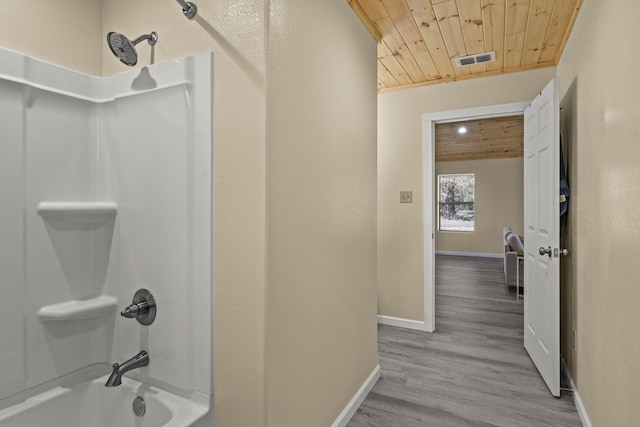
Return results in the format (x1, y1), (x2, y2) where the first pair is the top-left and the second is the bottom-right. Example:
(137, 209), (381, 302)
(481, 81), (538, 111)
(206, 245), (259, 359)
(438, 174), (475, 232)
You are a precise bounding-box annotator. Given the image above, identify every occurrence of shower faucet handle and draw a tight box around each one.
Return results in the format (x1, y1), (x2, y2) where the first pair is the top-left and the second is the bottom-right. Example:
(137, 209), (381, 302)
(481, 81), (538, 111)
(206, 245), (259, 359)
(121, 301), (150, 318)
(121, 289), (157, 325)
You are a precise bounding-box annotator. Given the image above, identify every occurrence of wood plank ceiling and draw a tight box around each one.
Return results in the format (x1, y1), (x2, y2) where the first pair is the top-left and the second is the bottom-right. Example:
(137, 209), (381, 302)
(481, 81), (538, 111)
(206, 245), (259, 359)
(435, 116), (524, 162)
(347, 0), (583, 92)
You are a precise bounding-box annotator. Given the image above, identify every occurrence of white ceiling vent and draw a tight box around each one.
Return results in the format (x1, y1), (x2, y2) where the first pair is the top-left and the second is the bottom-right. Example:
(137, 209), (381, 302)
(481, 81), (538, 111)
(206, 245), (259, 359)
(455, 51), (496, 67)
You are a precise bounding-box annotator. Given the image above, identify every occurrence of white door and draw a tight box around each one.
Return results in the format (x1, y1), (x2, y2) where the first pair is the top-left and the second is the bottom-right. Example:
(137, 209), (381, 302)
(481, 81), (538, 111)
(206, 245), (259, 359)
(523, 78), (560, 397)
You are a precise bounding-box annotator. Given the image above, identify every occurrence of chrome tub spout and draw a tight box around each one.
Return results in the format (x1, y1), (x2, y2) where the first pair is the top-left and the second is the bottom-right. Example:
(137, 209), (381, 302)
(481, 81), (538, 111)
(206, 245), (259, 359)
(105, 351), (149, 387)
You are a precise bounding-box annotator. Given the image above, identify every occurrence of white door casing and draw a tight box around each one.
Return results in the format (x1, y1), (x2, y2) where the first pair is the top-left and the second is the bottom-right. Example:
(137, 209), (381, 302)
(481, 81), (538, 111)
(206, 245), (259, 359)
(422, 102), (528, 332)
(523, 78), (560, 397)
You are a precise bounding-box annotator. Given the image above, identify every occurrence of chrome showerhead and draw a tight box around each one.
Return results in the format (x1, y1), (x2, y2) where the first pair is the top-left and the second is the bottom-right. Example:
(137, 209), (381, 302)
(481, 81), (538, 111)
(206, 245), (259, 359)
(107, 31), (158, 66)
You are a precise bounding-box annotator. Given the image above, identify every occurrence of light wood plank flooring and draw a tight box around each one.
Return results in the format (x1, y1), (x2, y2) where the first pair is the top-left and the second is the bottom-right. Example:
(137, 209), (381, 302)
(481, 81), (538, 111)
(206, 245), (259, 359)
(348, 255), (581, 427)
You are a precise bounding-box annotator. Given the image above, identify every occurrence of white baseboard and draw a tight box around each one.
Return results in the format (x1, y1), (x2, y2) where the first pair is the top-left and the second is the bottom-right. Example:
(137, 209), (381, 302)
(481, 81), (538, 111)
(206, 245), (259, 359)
(561, 356), (592, 427)
(436, 250), (503, 259)
(331, 364), (381, 427)
(377, 315), (428, 331)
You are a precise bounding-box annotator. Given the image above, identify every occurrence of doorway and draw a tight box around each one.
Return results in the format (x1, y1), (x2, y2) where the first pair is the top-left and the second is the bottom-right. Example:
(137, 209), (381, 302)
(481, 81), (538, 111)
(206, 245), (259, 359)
(422, 102), (528, 332)
(433, 116), (526, 328)
(421, 79), (562, 399)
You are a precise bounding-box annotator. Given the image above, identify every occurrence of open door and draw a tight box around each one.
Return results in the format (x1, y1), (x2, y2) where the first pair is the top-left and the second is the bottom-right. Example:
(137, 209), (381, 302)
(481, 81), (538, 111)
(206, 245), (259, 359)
(523, 78), (560, 397)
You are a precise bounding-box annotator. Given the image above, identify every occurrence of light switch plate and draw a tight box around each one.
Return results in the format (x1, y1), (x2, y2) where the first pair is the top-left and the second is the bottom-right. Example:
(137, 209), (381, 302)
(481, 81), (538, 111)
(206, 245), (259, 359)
(400, 191), (412, 203)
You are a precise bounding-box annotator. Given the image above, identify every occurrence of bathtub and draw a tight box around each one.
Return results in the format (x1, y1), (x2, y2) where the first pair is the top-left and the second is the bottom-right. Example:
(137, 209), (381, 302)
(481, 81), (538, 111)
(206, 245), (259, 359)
(0, 374), (210, 427)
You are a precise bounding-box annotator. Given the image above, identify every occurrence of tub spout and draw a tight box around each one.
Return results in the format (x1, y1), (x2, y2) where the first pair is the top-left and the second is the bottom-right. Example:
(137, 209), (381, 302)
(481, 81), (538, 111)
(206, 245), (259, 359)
(105, 350), (149, 387)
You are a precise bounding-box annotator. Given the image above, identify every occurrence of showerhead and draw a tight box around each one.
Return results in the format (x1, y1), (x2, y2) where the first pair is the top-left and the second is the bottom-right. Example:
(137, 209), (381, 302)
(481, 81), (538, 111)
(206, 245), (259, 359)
(107, 31), (158, 66)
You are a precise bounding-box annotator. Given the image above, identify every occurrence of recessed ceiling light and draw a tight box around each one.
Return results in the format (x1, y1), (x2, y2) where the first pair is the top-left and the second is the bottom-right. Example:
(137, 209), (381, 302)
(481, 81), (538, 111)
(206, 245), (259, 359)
(458, 126), (467, 134)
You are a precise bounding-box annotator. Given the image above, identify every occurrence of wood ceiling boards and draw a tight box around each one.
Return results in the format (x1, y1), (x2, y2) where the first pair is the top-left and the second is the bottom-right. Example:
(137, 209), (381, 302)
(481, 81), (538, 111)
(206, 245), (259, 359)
(435, 116), (524, 162)
(347, 0), (583, 92)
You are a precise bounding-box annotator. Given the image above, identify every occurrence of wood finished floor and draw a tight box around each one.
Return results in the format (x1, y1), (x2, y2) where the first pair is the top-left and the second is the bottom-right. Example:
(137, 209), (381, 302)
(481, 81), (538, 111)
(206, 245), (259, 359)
(348, 255), (581, 427)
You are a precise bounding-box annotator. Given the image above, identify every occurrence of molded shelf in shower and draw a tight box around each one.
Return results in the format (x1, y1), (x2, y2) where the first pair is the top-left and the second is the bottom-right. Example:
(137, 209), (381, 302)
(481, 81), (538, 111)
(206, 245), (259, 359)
(37, 295), (118, 322)
(37, 202), (117, 223)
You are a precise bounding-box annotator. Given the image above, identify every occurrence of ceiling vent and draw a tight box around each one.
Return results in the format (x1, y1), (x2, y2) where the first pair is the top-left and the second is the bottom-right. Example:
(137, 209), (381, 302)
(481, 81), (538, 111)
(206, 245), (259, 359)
(455, 51), (496, 67)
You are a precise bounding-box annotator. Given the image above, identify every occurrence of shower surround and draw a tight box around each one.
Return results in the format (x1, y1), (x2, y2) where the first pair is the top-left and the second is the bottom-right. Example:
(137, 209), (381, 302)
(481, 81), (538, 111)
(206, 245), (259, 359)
(0, 48), (213, 425)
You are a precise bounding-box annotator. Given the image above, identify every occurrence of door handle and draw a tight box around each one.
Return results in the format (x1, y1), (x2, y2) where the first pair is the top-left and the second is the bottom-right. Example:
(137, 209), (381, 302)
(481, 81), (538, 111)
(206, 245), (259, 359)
(539, 246), (552, 257)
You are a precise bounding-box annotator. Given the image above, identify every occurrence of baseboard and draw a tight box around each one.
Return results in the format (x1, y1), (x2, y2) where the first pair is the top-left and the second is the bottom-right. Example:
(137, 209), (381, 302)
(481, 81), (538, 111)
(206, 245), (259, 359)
(331, 364), (381, 427)
(436, 250), (503, 259)
(377, 315), (428, 331)
(561, 356), (592, 427)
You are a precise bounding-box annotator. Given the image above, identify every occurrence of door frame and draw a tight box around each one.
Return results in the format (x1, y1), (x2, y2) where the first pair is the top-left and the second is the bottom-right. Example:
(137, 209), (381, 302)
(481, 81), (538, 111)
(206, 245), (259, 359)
(422, 102), (529, 332)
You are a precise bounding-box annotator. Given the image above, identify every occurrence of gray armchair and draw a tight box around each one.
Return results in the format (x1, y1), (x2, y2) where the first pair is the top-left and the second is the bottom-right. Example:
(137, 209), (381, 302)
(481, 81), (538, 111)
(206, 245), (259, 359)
(503, 227), (524, 287)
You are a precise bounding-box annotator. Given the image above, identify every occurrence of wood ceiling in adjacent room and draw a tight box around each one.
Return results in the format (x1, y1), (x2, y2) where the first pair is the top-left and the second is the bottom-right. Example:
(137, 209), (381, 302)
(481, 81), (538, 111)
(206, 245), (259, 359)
(435, 116), (523, 162)
(347, 0), (582, 92)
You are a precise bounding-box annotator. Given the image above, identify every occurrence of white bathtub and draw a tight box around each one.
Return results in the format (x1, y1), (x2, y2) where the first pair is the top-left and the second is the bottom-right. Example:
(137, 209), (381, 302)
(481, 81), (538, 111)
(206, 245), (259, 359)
(0, 374), (210, 427)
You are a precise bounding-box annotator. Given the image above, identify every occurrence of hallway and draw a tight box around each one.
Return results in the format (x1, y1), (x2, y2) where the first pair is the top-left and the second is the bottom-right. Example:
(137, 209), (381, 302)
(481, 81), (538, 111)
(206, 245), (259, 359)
(348, 255), (581, 426)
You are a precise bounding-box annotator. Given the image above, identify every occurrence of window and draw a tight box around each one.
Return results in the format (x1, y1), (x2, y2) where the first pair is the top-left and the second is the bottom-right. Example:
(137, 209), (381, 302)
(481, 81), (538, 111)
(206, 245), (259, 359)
(438, 174), (475, 232)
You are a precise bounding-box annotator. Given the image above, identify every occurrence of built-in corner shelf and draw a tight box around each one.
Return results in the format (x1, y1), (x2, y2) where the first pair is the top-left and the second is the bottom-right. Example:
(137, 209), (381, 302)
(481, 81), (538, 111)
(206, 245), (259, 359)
(37, 202), (117, 223)
(37, 295), (118, 322)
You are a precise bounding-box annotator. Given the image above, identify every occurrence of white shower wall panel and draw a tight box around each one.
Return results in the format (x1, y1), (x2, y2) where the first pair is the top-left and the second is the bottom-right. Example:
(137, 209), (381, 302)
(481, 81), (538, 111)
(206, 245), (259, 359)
(0, 49), (213, 403)
(109, 87), (194, 391)
(0, 79), (25, 399)
(25, 88), (118, 390)
(103, 63), (212, 395)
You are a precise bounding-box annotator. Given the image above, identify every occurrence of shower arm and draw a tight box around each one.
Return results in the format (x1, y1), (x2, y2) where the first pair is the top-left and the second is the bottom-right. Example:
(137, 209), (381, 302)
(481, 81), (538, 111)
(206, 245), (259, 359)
(176, 0), (198, 20)
(131, 32), (158, 47)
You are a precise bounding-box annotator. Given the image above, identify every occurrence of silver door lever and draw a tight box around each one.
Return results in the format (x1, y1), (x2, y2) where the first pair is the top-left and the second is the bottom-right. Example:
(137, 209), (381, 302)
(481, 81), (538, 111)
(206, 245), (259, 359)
(539, 246), (552, 257)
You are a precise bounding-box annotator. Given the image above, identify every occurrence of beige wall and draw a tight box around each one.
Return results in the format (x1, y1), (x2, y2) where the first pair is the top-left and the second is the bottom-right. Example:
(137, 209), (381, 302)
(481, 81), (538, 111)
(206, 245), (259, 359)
(378, 67), (556, 321)
(0, 0), (103, 75)
(2, 1), (378, 426)
(264, 2), (378, 425)
(435, 158), (524, 254)
(557, 0), (640, 425)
